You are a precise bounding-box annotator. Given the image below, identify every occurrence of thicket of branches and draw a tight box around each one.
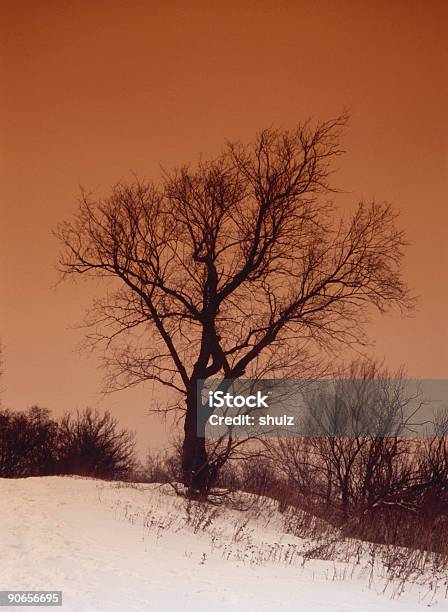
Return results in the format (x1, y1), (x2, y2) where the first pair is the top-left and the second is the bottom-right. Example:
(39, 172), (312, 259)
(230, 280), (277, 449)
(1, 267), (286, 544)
(144, 431), (448, 554)
(143, 363), (448, 554)
(0, 407), (136, 479)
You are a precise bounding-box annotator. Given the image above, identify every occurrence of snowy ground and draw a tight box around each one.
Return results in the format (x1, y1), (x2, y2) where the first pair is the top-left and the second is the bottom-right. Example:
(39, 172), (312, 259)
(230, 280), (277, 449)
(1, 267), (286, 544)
(1, 477), (447, 612)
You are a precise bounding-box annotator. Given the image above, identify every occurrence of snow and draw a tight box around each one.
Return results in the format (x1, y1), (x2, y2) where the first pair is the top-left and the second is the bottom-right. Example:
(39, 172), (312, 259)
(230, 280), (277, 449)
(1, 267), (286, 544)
(0, 477), (446, 612)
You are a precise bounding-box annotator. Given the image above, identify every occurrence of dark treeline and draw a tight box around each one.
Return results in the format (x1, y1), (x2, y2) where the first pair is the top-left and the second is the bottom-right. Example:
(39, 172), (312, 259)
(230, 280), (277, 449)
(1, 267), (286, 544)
(0, 407), (136, 479)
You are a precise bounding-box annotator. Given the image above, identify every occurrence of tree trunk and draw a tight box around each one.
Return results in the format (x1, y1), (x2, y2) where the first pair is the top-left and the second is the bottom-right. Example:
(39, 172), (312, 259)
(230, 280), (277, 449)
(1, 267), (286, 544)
(181, 383), (214, 496)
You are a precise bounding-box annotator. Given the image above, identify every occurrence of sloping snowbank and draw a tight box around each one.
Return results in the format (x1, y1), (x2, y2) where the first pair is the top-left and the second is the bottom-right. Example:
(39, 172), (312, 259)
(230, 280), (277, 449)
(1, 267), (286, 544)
(0, 477), (446, 611)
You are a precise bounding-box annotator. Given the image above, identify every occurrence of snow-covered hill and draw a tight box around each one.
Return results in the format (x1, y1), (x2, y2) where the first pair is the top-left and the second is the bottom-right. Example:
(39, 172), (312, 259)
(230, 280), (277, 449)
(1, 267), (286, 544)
(0, 477), (446, 611)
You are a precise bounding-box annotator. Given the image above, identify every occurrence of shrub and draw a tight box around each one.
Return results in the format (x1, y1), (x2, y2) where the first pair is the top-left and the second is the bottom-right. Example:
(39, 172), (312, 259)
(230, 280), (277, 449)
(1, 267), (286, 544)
(57, 408), (137, 479)
(0, 406), (137, 480)
(0, 406), (58, 477)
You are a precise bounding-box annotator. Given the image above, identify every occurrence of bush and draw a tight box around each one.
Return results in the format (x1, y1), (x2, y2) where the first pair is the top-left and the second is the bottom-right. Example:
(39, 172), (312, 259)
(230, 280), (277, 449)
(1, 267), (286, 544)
(57, 409), (137, 479)
(144, 449), (181, 483)
(0, 407), (58, 477)
(0, 406), (137, 479)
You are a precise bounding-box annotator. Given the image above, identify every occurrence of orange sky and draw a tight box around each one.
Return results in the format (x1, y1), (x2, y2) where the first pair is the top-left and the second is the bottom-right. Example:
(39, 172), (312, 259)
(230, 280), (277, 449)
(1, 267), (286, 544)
(1, 1), (447, 454)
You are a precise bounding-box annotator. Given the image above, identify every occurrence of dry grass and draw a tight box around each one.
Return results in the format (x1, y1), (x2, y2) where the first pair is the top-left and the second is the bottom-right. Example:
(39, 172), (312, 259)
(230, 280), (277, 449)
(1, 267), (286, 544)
(101, 479), (448, 602)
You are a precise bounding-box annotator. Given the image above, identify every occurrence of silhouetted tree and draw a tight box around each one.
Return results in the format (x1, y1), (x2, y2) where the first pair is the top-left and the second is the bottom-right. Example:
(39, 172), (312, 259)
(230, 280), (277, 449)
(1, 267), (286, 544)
(56, 115), (413, 496)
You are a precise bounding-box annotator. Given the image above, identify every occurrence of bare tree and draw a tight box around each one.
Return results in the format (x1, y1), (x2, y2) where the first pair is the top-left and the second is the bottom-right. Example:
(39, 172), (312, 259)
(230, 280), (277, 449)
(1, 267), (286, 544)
(56, 115), (413, 496)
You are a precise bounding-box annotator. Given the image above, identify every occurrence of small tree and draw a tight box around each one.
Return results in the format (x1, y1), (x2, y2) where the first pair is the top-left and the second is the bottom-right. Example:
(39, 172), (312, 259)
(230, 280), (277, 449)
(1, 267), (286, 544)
(57, 115), (413, 495)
